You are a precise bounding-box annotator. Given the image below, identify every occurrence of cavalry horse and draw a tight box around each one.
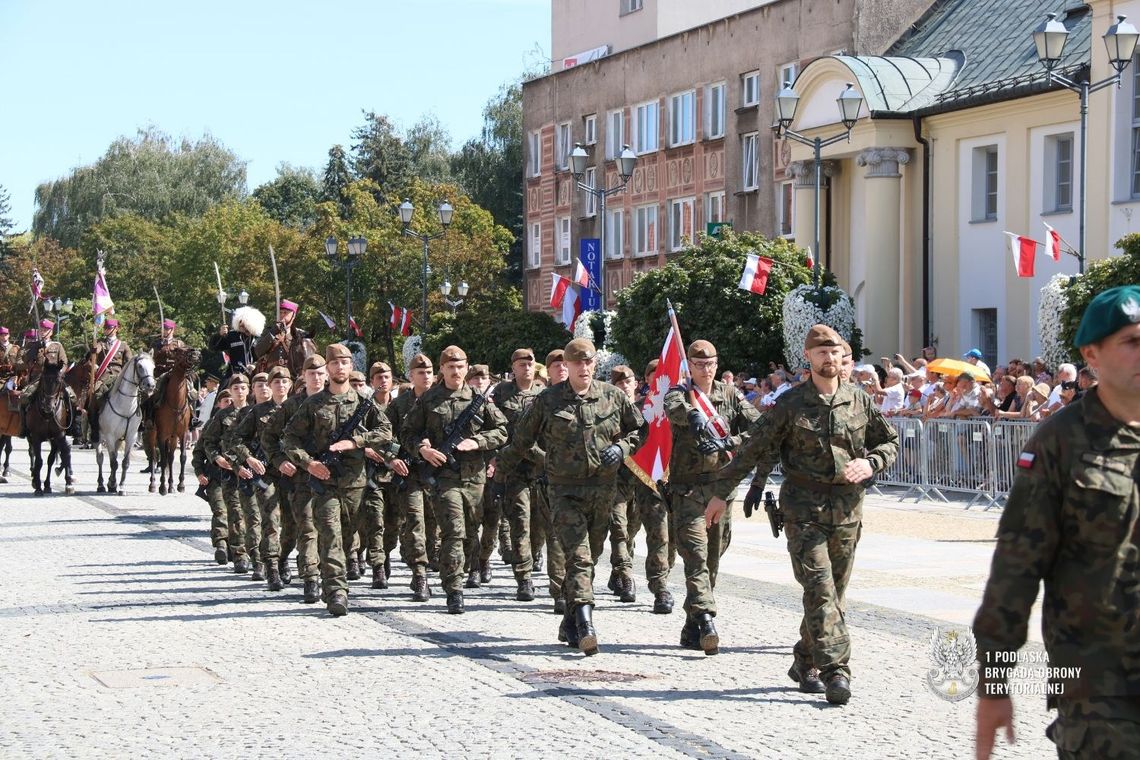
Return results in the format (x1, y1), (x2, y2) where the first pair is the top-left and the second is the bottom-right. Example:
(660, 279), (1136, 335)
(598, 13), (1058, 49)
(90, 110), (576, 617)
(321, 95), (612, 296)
(24, 360), (74, 495)
(96, 353), (156, 495)
(148, 347), (200, 495)
(64, 349), (97, 447)
(0, 385), (21, 483)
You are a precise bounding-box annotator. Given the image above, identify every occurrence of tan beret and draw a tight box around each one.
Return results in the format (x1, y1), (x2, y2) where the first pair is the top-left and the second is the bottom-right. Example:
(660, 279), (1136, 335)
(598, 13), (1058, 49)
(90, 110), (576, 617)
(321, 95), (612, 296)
(610, 364), (635, 383)
(302, 355), (327, 371)
(349, 371), (366, 384)
(267, 366), (292, 382)
(439, 345), (467, 366)
(369, 361), (392, 378)
(228, 373), (250, 387)
(466, 363), (490, 380)
(409, 353), (432, 371)
(687, 340), (716, 360)
(216, 389), (232, 401)
(839, 340), (853, 357)
(804, 324), (843, 350)
(511, 347), (535, 363)
(251, 372), (269, 384)
(564, 338), (596, 362)
(545, 349), (565, 366)
(325, 343), (352, 361)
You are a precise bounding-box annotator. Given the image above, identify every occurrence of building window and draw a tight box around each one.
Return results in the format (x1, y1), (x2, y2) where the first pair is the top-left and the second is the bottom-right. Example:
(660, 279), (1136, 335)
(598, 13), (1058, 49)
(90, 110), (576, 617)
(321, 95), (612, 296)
(668, 197), (695, 251)
(620, 0), (643, 15)
(705, 82), (726, 140)
(705, 191), (725, 225)
(633, 204), (658, 257)
(528, 130), (541, 177)
(529, 222), (541, 268)
(741, 71), (760, 107)
(605, 208), (624, 259)
(583, 167), (597, 216)
(606, 109), (624, 160)
(633, 100), (659, 154)
(972, 308), (998, 370)
(778, 181), (795, 237)
(742, 132), (759, 190)
(668, 90), (695, 147)
(1043, 133), (1073, 213)
(556, 122), (572, 171)
(584, 114), (597, 145)
(778, 62), (799, 90)
(971, 145), (998, 221)
(556, 216), (571, 265)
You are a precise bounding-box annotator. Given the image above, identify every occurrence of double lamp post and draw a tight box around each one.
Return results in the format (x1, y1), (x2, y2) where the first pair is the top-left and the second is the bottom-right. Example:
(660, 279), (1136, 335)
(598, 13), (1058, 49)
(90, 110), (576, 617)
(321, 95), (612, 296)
(325, 235), (367, 340)
(400, 198), (456, 333)
(568, 143), (637, 305)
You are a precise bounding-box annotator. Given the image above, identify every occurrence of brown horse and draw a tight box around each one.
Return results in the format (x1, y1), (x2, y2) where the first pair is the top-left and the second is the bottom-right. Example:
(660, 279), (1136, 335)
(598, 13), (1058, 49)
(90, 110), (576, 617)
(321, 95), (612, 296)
(64, 349), (97, 446)
(149, 347), (201, 495)
(25, 362), (74, 495)
(0, 387), (21, 481)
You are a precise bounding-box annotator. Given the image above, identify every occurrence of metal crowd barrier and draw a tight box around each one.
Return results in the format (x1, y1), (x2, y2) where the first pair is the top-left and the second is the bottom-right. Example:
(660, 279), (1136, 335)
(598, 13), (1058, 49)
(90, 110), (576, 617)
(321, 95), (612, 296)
(989, 420), (1037, 507)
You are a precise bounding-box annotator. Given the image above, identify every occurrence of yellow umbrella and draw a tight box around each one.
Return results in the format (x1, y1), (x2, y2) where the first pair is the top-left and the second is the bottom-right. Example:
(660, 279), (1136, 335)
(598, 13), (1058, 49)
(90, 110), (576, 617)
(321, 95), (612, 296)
(927, 358), (991, 383)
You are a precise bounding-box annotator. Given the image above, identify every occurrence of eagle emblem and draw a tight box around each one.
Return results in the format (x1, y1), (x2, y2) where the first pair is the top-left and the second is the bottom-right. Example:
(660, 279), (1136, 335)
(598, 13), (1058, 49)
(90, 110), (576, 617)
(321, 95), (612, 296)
(925, 627), (979, 702)
(1122, 297), (1140, 324)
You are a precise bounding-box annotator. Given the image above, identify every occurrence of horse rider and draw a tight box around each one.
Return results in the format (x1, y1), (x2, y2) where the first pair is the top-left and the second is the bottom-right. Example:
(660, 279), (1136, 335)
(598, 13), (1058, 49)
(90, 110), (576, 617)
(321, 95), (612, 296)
(210, 306), (264, 379)
(17, 319), (77, 437)
(254, 299), (311, 379)
(88, 317), (134, 444)
(0, 327), (19, 386)
(148, 318), (197, 411)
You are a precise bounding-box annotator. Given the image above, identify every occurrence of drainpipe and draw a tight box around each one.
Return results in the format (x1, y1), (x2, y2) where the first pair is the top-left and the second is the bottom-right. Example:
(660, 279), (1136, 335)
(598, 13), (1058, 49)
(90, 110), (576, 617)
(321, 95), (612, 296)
(913, 113), (932, 348)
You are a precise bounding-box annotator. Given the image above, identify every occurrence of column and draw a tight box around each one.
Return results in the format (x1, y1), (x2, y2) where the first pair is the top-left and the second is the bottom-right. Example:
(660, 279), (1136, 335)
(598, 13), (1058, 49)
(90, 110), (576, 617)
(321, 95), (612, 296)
(789, 159), (838, 267)
(854, 147), (910, 359)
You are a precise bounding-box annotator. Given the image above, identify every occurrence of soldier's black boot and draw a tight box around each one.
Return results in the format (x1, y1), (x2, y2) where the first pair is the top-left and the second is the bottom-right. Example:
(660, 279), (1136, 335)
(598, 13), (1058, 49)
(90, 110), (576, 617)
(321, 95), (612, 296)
(327, 590), (348, 617)
(619, 576), (636, 603)
(411, 573), (431, 602)
(234, 555), (250, 574)
(383, 557), (391, 581)
(533, 551), (544, 574)
(787, 662), (826, 694)
(266, 565), (284, 592)
(446, 590), (465, 614)
(302, 579), (320, 604)
(652, 589), (674, 614)
(553, 597), (566, 615)
(516, 579), (535, 602)
(607, 570), (619, 594)
(346, 556), (361, 581)
(278, 558), (293, 585)
(824, 672), (851, 705)
(680, 619), (702, 650)
(251, 562), (265, 582)
(479, 559), (492, 584)
(695, 612), (719, 655)
(371, 565), (388, 590)
(465, 568), (480, 589)
(558, 609), (578, 647)
(574, 604), (598, 656)
(213, 541), (228, 566)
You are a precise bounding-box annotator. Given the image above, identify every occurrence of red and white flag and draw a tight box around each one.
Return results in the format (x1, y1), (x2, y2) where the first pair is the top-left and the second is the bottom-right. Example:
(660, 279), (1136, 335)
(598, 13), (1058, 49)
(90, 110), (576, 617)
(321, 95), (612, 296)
(388, 302), (413, 336)
(738, 253), (774, 295)
(1003, 232), (1037, 278)
(627, 318), (687, 488)
(31, 268), (44, 300)
(690, 384), (730, 441)
(573, 257), (590, 287)
(1043, 222), (1062, 262)
(549, 273), (581, 330)
(318, 310), (337, 330)
(348, 316), (363, 338)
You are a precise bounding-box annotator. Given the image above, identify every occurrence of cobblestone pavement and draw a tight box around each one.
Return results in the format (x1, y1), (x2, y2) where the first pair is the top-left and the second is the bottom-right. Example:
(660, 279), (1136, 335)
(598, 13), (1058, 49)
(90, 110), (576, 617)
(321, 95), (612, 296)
(0, 440), (1055, 758)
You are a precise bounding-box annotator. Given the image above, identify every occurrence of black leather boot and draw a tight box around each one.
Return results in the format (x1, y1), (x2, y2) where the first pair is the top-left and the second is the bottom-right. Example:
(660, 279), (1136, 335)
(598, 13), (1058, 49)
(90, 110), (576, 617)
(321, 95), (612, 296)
(251, 562), (265, 582)
(266, 565), (284, 592)
(694, 612), (719, 655)
(327, 590), (348, 617)
(346, 556), (361, 581)
(619, 576), (636, 603)
(446, 590), (465, 614)
(213, 541), (228, 566)
(652, 589), (674, 614)
(558, 610), (578, 647)
(825, 672), (851, 705)
(411, 574), (431, 602)
(574, 604), (598, 655)
(679, 619), (701, 650)
(372, 565), (388, 590)
(278, 558), (293, 585)
(233, 556), (250, 574)
(465, 568), (480, 589)
(553, 597), (566, 615)
(516, 579), (535, 602)
(787, 662), (826, 694)
(302, 579), (320, 604)
(479, 559), (492, 584)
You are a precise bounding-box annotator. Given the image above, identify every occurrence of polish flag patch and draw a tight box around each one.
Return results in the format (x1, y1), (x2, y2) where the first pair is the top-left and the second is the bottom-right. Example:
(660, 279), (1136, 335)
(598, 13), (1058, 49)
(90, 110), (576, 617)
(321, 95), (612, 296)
(1017, 452), (1036, 469)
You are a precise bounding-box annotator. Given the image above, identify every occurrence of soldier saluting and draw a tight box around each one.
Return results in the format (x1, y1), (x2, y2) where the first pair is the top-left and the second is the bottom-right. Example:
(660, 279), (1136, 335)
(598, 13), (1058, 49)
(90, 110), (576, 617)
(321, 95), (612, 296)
(706, 324), (898, 704)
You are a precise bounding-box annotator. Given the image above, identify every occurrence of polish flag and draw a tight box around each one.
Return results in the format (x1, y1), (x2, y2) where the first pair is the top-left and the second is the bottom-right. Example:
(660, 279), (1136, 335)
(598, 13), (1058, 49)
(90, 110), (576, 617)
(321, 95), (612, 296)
(348, 316), (363, 338)
(738, 253), (775, 295)
(627, 319), (686, 487)
(388, 302), (413, 336)
(573, 257), (590, 287)
(1043, 223), (1062, 262)
(1003, 232), (1037, 278)
(549, 273), (581, 329)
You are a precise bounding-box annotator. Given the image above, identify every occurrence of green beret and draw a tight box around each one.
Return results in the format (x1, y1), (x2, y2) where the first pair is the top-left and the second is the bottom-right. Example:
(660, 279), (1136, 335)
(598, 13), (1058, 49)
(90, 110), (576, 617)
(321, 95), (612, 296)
(1074, 285), (1140, 347)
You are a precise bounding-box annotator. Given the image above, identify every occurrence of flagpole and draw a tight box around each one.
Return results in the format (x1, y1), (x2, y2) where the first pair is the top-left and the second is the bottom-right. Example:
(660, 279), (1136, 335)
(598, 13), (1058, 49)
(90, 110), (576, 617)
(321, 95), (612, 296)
(664, 299), (690, 383)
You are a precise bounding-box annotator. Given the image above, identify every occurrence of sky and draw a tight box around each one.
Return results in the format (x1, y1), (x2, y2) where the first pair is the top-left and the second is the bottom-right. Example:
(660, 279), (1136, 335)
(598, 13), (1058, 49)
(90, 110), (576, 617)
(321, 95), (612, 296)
(0, 0), (551, 230)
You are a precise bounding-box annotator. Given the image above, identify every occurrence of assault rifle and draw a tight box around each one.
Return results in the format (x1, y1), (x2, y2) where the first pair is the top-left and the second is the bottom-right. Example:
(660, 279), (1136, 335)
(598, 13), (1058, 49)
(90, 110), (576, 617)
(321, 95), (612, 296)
(238, 439), (272, 497)
(416, 388), (489, 488)
(742, 484), (783, 538)
(308, 395), (375, 496)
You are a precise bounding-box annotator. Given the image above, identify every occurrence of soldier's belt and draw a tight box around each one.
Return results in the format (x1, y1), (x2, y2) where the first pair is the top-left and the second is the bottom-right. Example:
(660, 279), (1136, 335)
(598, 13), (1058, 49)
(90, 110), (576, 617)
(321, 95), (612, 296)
(783, 472), (863, 495)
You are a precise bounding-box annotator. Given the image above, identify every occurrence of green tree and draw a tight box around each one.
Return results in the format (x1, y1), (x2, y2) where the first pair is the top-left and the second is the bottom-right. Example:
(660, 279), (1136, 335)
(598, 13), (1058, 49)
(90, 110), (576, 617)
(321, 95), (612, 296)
(0, 235), (86, 341)
(0, 184), (14, 261)
(405, 116), (453, 185)
(252, 164), (321, 229)
(1059, 234), (1140, 358)
(32, 127), (247, 247)
(612, 232), (814, 374)
(321, 145), (353, 218)
(350, 112), (412, 196)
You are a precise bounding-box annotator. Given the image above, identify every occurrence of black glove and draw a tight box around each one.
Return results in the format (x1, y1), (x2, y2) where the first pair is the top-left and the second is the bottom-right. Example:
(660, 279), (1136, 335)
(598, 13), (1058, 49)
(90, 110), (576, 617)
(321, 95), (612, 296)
(687, 408), (704, 435)
(696, 435), (723, 455)
(490, 480), (506, 503)
(599, 444), (623, 468)
(742, 482), (763, 518)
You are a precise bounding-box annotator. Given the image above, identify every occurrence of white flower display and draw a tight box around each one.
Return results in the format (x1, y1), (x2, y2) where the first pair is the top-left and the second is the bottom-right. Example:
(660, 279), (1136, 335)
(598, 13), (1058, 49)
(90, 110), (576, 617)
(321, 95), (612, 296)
(781, 285), (856, 368)
(400, 334), (423, 375)
(1037, 274), (1071, 369)
(574, 310), (631, 379)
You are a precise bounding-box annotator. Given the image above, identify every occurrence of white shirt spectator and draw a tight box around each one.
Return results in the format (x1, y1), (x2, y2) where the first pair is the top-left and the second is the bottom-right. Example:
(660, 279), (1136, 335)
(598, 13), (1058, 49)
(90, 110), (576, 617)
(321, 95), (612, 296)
(760, 381), (790, 407)
(879, 383), (906, 414)
(948, 387), (981, 416)
(199, 390), (217, 425)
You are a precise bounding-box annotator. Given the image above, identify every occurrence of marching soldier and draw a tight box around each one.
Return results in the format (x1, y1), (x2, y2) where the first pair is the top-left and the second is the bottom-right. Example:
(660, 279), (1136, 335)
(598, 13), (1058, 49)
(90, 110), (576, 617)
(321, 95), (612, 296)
(223, 372), (272, 582)
(974, 285), (1140, 759)
(17, 319), (76, 436)
(706, 325), (898, 704)
(465, 363), (499, 588)
(210, 306), (264, 379)
(283, 344), (396, 617)
(358, 361), (410, 589)
(531, 348), (570, 605)
(263, 354), (328, 604)
(253, 299), (311, 378)
(202, 375), (251, 573)
(662, 339), (760, 655)
(505, 338), (643, 655)
(193, 389), (234, 564)
(401, 346), (507, 614)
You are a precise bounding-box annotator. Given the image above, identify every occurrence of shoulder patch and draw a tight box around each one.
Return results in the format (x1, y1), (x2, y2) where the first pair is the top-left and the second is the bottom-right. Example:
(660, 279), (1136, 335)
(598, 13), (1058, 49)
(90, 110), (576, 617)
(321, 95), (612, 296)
(1016, 451), (1036, 469)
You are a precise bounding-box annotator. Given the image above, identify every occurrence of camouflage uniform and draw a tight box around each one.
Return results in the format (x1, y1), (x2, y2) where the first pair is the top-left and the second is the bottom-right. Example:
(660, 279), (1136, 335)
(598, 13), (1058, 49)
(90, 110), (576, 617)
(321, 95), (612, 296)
(263, 389), (315, 581)
(973, 386), (1140, 757)
(224, 399), (281, 573)
(387, 388), (438, 578)
(197, 404), (247, 562)
(357, 390), (403, 579)
(223, 404), (264, 571)
(400, 379), (507, 600)
(665, 378), (760, 618)
(715, 379), (898, 679)
(491, 377), (544, 587)
(192, 413), (230, 551)
(283, 387), (394, 604)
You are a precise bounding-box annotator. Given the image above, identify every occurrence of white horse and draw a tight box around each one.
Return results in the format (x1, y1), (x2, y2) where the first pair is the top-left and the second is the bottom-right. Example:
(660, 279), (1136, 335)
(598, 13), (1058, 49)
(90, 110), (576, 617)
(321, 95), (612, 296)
(96, 353), (156, 495)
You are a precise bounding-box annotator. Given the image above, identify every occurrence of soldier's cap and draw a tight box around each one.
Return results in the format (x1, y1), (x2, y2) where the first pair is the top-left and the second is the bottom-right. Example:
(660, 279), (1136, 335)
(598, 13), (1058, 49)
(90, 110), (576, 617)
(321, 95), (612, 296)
(687, 340), (716, 360)
(267, 366), (292, 382)
(840, 339), (852, 358)
(804, 324), (843, 350)
(280, 299), (299, 313)
(511, 347), (535, 363)
(349, 370), (366, 384)
(204, 373), (221, 384)
(610, 364), (635, 383)
(325, 343), (352, 361)
(103, 318), (119, 330)
(40, 319), (54, 330)
(466, 363), (490, 380)
(1074, 284), (1140, 347)
(227, 373), (250, 387)
(251, 372), (269, 385)
(439, 345), (467, 366)
(409, 353), (433, 371)
(24, 329), (37, 340)
(544, 349), (565, 366)
(162, 319), (176, 329)
(645, 358), (659, 377)
(216, 389), (232, 401)
(564, 338), (596, 362)
(0, 327), (9, 335)
(369, 361), (392, 378)
(302, 354), (327, 371)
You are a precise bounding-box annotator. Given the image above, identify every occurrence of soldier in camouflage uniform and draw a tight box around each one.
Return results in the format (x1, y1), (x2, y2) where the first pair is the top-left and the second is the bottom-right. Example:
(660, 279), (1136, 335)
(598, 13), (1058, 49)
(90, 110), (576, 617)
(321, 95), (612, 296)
(606, 365), (653, 606)
(192, 389), (233, 563)
(198, 374), (252, 572)
(263, 354), (328, 604)
(531, 348), (570, 609)
(401, 346), (507, 614)
(491, 348), (544, 602)
(506, 338), (644, 655)
(708, 325), (898, 703)
(283, 344), (396, 617)
(358, 361), (410, 590)
(464, 364), (499, 588)
(974, 285), (1140, 760)
(223, 372), (270, 581)
(663, 340), (760, 655)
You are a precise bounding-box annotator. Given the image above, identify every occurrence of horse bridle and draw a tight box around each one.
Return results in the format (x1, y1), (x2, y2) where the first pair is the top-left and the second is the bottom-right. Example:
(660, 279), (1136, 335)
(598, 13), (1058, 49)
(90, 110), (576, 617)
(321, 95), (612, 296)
(105, 356), (152, 423)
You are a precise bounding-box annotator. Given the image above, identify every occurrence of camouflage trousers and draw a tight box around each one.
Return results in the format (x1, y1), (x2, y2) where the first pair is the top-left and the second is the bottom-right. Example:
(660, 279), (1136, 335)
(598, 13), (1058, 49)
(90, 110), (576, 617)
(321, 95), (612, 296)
(400, 481), (434, 574)
(358, 482), (401, 570)
(431, 477), (484, 593)
(278, 480), (297, 563)
(204, 480), (230, 549)
(256, 484), (281, 564)
(551, 482), (615, 609)
(785, 520), (861, 678)
(312, 477), (365, 601)
(530, 490), (550, 568)
(289, 480), (319, 580)
(223, 481), (247, 560)
(610, 485), (675, 594)
(534, 479), (567, 600)
(474, 478), (501, 566)
(1048, 698), (1140, 759)
(237, 487), (263, 567)
(504, 478), (538, 582)
(672, 483), (732, 617)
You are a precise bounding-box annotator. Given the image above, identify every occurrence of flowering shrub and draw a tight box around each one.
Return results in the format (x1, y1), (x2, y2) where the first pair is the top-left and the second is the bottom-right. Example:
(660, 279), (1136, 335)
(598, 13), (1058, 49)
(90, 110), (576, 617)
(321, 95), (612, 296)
(1037, 274), (1070, 370)
(781, 285), (855, 367)
(400, 334), (423, 375)
(574, 310), (631, 379)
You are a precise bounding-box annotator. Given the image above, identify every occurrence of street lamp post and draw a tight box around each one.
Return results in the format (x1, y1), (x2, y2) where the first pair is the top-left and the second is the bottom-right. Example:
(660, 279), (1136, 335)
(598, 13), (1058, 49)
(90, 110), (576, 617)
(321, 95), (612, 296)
(326, 235), (368, 339)
(1031, 13), (1138, 274)
(772, 82), (864, 288)
(400, 199), (454, 333)
(440, 278), (469, 311)
(42, 297), (75, 336)
(569, 144), (637, 307)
